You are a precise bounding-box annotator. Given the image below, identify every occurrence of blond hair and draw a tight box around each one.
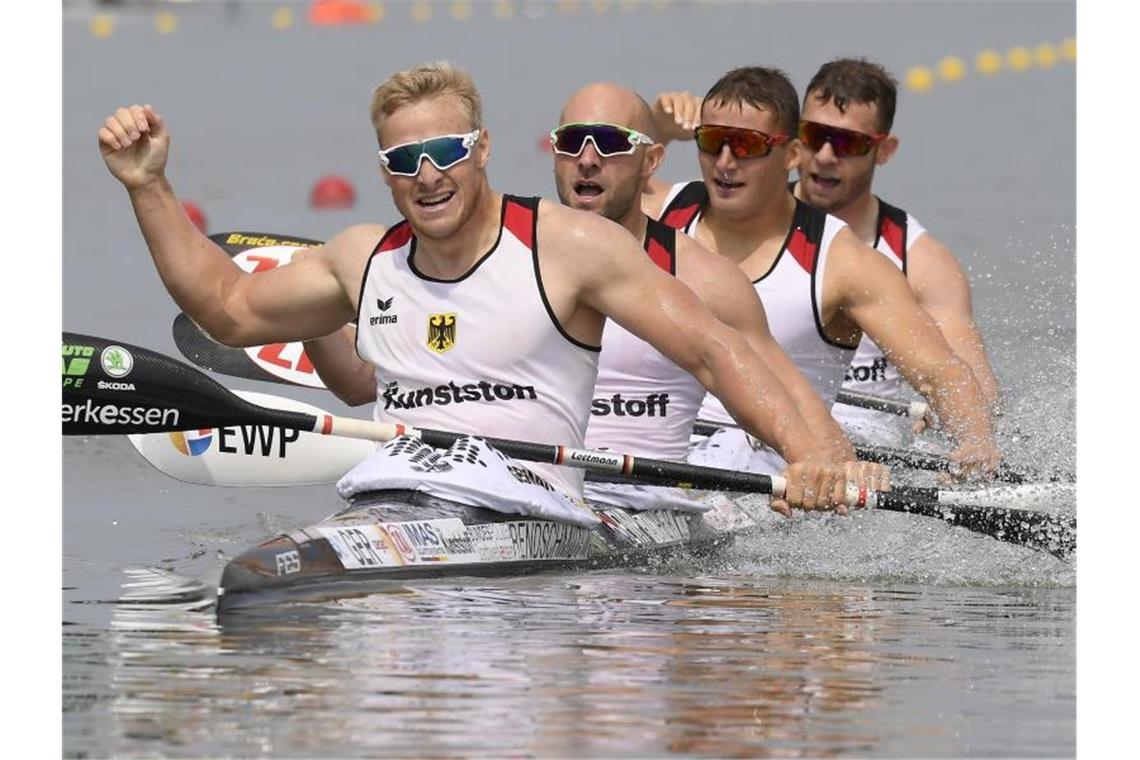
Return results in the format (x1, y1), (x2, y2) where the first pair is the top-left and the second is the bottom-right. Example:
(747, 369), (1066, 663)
(370, 61), (483, 141)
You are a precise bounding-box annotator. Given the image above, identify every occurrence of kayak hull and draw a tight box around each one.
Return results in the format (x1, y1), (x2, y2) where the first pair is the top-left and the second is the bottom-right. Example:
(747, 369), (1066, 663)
(218, 489), (765, 610)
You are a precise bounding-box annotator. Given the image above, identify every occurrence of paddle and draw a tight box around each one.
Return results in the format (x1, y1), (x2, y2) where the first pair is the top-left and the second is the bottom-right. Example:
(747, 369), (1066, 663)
(835, 389), (928, 418)
(587, 468), (1073, 560)
(127, 389), (375, 487)
(65, 332), (1074, 559)
(63, 331), (789, 496)
(691, 420), (1070, 486)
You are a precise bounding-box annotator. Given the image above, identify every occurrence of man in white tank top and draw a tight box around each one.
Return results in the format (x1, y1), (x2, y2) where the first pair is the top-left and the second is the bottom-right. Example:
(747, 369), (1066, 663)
(792, 58), (1001, 447)
(97, 61), (849, 512)
(643, 66), (1001, 479)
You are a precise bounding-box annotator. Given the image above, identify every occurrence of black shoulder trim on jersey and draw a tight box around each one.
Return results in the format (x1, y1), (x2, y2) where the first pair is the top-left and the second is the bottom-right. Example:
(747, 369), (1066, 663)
(504, 194), (540, 215)
(874, 196), (910, 274)
(795, 198), (830, 262)
(643, 217), (678, 275)
(530, 198), (602, 353)
(659, 181), (708, 232)
(804, 203), (860, 351)
(749, 197), (803, 284)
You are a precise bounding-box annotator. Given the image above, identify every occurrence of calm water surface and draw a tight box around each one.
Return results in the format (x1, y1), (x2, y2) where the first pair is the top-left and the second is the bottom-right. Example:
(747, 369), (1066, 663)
(63, 2), (1076, 756)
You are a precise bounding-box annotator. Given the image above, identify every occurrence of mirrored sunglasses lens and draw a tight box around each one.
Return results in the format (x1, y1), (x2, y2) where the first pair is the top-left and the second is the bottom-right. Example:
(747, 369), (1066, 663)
(799, 122), (825, 151)
(589, 126), (635, 155)
(423, 137), (469, 168)
(802, 123), (872, 157)
(697, 127), (770, 157)
(385, 145), (425, 174)
(553, 126), (589, 155)
(695, 127), (724, 154)
(733, 132), (769, 157)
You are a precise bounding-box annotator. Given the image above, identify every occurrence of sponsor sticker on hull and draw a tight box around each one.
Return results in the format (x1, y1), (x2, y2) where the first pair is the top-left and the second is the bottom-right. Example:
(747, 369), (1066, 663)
(597, 509), (691, 547)
(316, 525), (399, 570)
(317, 518), (591, 570)
(466, 521), (591, 562)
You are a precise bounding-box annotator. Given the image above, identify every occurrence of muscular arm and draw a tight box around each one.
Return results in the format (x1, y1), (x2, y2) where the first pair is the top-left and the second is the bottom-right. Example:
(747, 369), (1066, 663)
(99, 104), (366, 347)
(674, 234), (856, 463)
(303, 325), (378, 407)
(907, 233), (1000, 415)
(131, 181), (369, 345)
(823, 229), (998, 470)
(543, 205), (828, 467)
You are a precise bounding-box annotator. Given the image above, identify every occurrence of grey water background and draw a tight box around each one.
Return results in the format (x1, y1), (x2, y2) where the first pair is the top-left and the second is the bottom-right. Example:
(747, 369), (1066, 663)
(63, 1), (1076, 757)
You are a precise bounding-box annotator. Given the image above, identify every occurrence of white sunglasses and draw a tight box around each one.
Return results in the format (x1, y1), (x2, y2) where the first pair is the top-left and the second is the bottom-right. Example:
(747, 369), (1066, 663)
(377, 130), (481, 176)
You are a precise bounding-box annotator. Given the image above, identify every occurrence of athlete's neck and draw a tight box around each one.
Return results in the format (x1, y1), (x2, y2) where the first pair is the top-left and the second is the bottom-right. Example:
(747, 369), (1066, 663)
(619, 208), (649, 243)
(702, 188), (797, 263)
(831, 189), (880, 244)
(412, 186), (503, 279)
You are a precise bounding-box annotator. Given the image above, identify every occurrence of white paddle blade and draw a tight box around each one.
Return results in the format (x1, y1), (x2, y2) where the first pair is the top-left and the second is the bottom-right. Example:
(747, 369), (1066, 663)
(127, 391), (374, 487)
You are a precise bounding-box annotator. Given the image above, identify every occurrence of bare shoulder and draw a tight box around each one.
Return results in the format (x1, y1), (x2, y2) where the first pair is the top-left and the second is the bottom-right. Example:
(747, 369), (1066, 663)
(675, 232), (750, 295)
(324, 223), (387, 257)
(907, 231), (974, 302)
(674, 232), (764, 325)
(829, 224), (882, 271)
(319, 223), (387, 286)
(536, 199), (637, 263)
(908, 231), (968, 278)
(825, 225), (912, 301)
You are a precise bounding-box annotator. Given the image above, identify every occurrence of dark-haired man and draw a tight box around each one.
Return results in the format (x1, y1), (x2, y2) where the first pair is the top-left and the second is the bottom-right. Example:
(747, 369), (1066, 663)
(645, 66), (1000, 478)
(793, 58), (1000, 446)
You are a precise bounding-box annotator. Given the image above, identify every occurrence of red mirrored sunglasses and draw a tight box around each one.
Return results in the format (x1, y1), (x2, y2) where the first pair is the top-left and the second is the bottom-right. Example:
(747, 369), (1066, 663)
(694, 124), (790, 158)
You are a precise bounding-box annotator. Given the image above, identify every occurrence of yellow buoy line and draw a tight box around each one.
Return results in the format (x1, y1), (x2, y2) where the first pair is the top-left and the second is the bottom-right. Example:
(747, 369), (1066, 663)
(906, 38), (1075, 94)
(82, 4), (1074, 98)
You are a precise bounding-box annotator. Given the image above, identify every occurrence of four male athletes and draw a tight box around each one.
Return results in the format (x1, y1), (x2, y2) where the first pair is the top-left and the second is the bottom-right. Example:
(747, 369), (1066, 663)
(98, 62), (855, 512)
(97, 57), (1001, 515)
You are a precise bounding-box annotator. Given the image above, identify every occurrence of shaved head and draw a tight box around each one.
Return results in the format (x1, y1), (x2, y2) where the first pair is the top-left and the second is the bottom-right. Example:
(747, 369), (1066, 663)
(553, 81), (664, 230)
(558, 82), (656, 137)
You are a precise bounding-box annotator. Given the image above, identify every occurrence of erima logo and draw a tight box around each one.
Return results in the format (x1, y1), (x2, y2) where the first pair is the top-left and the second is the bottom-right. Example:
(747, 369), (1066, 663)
(382, 379), (537, 410)
(591, 393), (670, 417)
(370, 296), (399, 326)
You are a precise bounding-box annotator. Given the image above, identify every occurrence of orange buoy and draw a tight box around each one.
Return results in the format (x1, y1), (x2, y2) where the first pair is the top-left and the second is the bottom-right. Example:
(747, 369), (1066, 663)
(182, 201), (207, 233)
(309, 0), (370, 26)
(310, 175), (356, 209)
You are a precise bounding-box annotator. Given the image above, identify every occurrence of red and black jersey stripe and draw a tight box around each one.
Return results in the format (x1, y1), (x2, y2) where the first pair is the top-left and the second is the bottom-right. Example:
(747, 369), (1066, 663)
(643, 216), (677, 274)
(659, 181), (708, 232)
(874, 197), (910, 273)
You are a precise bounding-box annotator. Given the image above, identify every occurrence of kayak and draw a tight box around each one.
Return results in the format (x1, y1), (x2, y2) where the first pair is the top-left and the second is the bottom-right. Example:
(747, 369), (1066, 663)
(217, 488), (768, 610)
